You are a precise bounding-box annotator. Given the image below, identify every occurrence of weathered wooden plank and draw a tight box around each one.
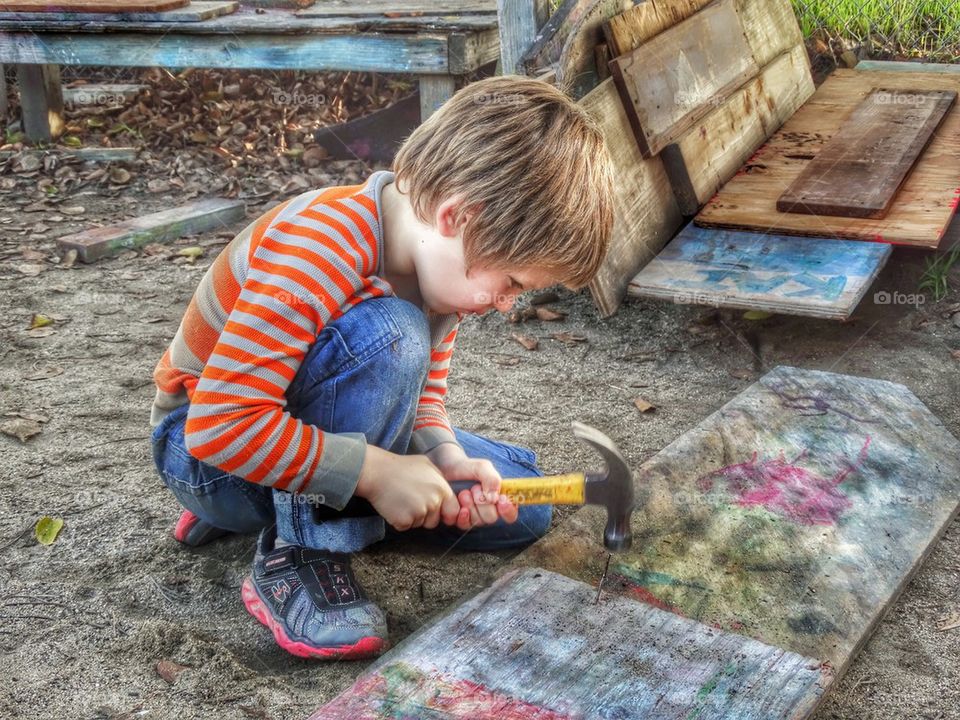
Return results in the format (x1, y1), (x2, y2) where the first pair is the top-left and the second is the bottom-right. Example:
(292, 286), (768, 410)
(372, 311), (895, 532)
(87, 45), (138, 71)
(628, 223), (891, 319)
(582, 78), (682, 317)
(664, 43), (813, 214)
(521, 366), (960, 679)
(418, 74), (455, 120)
(610, 0), (759, 158)
(310, 568), (831, 720)
(447, 28), (500, 73)
(696, 69), (960, 248)
(296, 0), (495, 17)
(244, 0), (312, 9)
(734, 0), (803, 67)
(0, 0), (237, 22)
(3, 0), (186, 10)
(62, 83), (144, 104)
(777, 89), (956, 219)
(16, 63), (64, 143)
(857, 60), (960, 75)
(0, 146), (138, 162)
(57, 198), (246, 262)
(497, 0), (549, 74)
(0, 30), (454, 73)
(603, 0), (710, 57)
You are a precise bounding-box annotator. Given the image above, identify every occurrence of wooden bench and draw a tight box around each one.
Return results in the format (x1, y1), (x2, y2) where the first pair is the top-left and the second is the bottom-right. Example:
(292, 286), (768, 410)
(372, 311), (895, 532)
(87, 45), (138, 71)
(0, 0), (518, 141)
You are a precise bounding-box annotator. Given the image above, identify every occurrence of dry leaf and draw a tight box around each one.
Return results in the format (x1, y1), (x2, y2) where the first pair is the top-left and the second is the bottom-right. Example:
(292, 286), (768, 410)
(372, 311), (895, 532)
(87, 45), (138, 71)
(155, 659), (190, 684)
(633, 397), (656, 413)
(29, 313), (54, 329)
(147, 179), (171, 193)
(6, 410), (50, 424)
(550, 331), (587, 344)
(18, 155), (41, 172)
(302, 146), (328, 167)
(951, 349), (960, 360)
(17, 263), (45, 277)
(108, 167), (132, 185)
(511, 333), (539, 351)
(493, 356), (521, 367)
(23, 365), (64, 381)
(62, 249), (78, 269)
(535, 307), (566, 322)
(25, 327), (56, 338)
(20, 248), (46, 262)
(59, 205), (86, 216)
(730, 368), (754, 380)
(937, 613), (960, 632)
(0, 418), (43, 443)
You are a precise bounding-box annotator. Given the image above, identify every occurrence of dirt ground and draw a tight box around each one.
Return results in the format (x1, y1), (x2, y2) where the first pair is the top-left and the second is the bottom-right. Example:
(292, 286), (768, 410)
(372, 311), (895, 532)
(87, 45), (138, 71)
(2, 144), (960, 719)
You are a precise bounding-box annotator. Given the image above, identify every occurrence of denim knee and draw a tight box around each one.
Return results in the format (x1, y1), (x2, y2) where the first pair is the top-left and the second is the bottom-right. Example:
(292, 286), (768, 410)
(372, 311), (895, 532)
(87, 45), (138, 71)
(351, 297), (432, 385)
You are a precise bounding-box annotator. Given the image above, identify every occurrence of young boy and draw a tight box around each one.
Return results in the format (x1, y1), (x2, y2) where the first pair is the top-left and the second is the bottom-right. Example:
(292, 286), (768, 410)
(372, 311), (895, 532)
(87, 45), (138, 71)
(150, 75), (614, 660)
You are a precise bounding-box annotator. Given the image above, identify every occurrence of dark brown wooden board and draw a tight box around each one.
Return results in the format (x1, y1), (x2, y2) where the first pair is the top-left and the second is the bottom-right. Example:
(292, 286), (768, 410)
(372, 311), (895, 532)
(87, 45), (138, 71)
(1, 0), (186, 11)
(777, 88), (956, 219)
(609, 0), (759, 158)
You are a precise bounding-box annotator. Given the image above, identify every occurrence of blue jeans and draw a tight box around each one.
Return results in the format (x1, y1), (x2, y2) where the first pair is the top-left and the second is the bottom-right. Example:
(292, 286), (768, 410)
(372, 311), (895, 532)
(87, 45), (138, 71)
(152, 297), (552, 553)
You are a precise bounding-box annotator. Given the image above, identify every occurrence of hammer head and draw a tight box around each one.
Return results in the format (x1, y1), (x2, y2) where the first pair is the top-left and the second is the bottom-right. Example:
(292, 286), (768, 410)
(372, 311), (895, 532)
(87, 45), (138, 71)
(574, 422), (634, 552)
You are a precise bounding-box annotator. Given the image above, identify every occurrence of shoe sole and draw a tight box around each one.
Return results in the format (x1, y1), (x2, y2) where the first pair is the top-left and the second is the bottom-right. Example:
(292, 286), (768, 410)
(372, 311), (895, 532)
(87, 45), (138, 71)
(173, 511), (230, 547)
(241, 577), (387, 660)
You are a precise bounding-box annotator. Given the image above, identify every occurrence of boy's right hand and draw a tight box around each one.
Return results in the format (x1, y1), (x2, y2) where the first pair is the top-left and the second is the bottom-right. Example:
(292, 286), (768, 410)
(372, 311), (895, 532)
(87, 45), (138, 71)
(355, 445), (461, 531)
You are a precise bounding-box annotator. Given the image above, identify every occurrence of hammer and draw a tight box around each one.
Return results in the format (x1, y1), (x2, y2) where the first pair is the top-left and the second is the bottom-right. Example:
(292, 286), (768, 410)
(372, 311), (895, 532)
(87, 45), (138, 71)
(311, 422), (635, 552)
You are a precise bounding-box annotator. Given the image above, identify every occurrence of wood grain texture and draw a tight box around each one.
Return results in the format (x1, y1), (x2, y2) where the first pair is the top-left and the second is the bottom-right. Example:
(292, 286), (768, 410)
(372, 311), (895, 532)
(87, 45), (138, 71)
(777, 89), (956, 219)
(0, 0), (236, 21)
(627, 223), (891, 319)
(295, 0), (494, 16)
(734, 0), (802, 67)
(665, 43), (813, 214)
(1, 0), (186, 10)
(603, 0), (711, 57)
(582, 79), (682, 317)
(16, 63), (64, 143)
(858, 60), (960, 75)
(610, 0), (759, 157)
(520, 366), (960, 678)
(310, 568), (831, 720)
(57, 198), (246, 262)
(696, 69), (960, 248)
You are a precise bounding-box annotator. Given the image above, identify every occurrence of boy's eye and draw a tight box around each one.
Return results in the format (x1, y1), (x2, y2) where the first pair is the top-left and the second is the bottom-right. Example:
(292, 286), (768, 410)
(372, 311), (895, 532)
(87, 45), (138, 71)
(508, 277), (523, 290)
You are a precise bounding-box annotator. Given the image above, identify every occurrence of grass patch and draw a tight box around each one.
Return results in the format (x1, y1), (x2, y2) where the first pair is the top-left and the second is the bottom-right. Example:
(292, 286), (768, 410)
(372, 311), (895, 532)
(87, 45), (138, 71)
(919, 245), (960, 301)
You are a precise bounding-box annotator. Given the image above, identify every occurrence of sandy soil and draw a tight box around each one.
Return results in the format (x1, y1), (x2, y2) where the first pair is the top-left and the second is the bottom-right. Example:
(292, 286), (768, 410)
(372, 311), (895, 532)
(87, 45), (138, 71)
(1, 158), (960, 720)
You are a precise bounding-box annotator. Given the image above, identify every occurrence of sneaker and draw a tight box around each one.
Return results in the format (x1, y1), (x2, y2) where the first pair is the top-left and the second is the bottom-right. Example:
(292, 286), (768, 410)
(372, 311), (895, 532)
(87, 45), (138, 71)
(241, 525), (388, 660)
(173, 510), (231, 547)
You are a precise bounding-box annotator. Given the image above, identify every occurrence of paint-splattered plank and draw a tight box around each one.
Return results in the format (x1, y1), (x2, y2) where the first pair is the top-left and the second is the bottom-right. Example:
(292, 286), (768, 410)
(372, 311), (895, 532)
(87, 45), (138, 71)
(1, 0), (186, 11)
(777, 89), (956, 219)
(627, 223), (891, 319)
(609, 0), (759, 158)
(310, 568), (830, 720)
(582, 78), (682, 318)
(521, 366), (960, 679)
(695, 69), (960, 248)
(0, 1), (236, 21)
(57, 198), (246, 262)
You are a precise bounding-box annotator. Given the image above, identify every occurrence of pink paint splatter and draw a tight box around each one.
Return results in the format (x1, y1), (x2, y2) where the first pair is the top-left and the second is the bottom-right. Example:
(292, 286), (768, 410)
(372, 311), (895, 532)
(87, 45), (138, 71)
(697, 438), (871, 525)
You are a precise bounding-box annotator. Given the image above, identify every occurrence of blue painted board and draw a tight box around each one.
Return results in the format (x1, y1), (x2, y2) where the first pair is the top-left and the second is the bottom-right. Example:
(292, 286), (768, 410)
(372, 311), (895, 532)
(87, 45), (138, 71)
(628, 223), (891, 319)
(310, 568), (830, 720)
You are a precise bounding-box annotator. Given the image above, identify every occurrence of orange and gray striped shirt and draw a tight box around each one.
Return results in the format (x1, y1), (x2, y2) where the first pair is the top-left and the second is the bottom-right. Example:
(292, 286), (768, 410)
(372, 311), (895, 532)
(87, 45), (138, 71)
(151, 171), (460, 509)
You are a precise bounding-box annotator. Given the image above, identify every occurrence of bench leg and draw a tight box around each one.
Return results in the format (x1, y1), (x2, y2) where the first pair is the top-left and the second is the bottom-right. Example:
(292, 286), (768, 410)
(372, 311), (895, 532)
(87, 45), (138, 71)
(16, 64), (64, 143)
(419, 75), (456, 121)
(0, 65), (7, 129)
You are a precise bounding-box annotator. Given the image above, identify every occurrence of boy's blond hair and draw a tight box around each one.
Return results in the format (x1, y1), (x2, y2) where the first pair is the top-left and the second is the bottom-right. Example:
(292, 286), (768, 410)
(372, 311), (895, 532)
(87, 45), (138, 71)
(393, 75), (614, 289)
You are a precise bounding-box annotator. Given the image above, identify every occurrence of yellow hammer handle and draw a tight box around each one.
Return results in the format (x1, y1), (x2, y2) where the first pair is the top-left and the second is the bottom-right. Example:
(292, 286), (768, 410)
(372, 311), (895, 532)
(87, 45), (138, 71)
(499, 473), (586, 505)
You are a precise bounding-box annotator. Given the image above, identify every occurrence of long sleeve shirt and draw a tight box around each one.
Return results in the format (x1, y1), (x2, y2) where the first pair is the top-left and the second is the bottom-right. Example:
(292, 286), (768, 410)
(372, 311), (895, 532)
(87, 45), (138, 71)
(151, 171), (460, 509)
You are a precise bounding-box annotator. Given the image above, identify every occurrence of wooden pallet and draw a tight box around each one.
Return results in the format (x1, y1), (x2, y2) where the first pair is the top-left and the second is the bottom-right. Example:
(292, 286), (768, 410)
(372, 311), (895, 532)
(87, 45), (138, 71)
(695, 69), (960, 248)
(0, 0), (235, 21)
(1, 0), (186, 11)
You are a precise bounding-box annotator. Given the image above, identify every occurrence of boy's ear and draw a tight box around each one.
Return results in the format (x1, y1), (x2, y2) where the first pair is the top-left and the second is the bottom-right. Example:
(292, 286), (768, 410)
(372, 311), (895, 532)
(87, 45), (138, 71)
(435, 195), (473, 238)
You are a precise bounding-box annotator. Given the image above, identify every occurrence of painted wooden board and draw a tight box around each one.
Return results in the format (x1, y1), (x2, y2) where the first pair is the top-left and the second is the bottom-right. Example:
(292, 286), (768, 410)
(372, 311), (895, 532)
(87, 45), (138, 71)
(610, 0), (760, 158)
(521, 366), (960, 677)
(0, 0), (236, 21)
(310, 568), (831, 720)
(582, 78), (682, 317)
(296, 0), (495, 17)
(664, 43), (813, 215)
(777, 89), (956, 219)
(627, 223), (892, 319)
(1, 0), (186, 11)
(858, 60), (960, 75)
(57, 198), (245, 262)
(695, 69), (960, 248)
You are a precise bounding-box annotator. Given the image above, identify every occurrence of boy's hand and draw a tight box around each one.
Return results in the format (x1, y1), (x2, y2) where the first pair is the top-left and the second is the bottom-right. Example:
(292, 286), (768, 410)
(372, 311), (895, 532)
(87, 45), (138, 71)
(425, 443), (519, 530)
(355, 445), (460, 531)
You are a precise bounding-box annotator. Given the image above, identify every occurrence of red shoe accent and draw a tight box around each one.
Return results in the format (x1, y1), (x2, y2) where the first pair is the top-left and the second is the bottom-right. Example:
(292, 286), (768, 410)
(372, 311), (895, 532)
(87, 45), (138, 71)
(174, 510), (199, 543)
(241, 578), (386, 661)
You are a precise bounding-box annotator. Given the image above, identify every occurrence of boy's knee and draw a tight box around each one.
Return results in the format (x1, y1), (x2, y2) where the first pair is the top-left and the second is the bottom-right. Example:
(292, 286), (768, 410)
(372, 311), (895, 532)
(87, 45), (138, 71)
(358, 297), (431, 380)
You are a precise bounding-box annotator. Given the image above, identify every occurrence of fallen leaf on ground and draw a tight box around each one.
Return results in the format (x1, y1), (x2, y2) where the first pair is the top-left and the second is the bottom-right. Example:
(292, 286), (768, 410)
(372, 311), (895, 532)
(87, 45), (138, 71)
(951, 349), (960, 360)
(156, 659), (190, 684)
(59, 205), (86, 216)
(492, 356), (521, 367)
(17, 264), (45, 277)
(62, 249), (78, 268)
(633, 397), (656, 413)
(730, 368), (754, 380)
(530, 290), (559, 306)
(535, 307), (567, 322)
(25, 327), (56, 338)
(550, 331), (587, 344)
(29, 313), (54, 329)
(0, 418), (43, 442)
(18, 155), (41, 172)
(35, 516), (64, 545)
(937, 613), (960, 632)
(5, 410), (50, 423)
(20, 249), (46, 262)
(511, 333), (539, 351)
(23, 365), (64, 381)
(108, 167), (132, 185)
(177, 246), (204, 262)
(743, 310), (773, 321)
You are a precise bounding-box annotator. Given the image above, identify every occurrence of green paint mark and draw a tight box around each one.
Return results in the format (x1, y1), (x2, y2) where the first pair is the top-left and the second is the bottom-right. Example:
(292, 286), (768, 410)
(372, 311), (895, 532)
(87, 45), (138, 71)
(685, 662), (738, 720)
